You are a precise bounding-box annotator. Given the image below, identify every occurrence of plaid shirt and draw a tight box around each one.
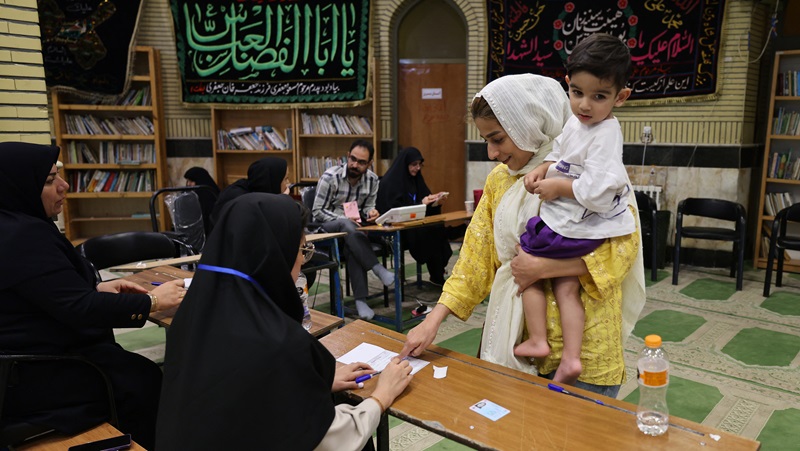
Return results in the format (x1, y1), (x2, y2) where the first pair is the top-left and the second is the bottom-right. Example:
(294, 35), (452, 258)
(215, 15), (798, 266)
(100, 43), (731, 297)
(311, 163), (379, 223)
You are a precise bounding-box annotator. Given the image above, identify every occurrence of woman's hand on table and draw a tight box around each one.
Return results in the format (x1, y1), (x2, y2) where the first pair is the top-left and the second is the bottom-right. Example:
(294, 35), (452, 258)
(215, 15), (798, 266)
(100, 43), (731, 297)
(370, 357), (413, 410)
(150, 279), (186, 311)
(332, 362), (375, 392)
(399, 304), (450, 358)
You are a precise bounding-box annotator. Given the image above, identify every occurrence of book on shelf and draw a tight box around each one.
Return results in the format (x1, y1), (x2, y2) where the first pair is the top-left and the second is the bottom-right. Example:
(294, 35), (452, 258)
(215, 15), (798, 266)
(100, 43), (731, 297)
(767, 151), (800, 180)
(300, 113), (373, 135)
(771, 108), (800, 136)
(777, 70), (800, 96)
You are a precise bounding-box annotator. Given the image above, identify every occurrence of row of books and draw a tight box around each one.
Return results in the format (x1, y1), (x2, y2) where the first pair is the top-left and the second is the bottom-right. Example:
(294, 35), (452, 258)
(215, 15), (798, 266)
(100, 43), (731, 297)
(65, 114), (154, 136)
(776, 70), (800, 97)
(763, 191), (796, 216)
(766, 151), (800, 180)
(771, 108), (800, 136)
(300, 156), (347, 178)
(69, 170), (154, 193)
(300, 113), (372, 135)
(66, 142), (155, 164)
(217, 126), (291, 151)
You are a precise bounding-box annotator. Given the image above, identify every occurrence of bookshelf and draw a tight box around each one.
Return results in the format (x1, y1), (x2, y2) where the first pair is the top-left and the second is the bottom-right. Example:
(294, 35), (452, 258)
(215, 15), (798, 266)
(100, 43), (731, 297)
(296, 63), (381, 182)
(211, 107), (296, 188)
(53, 46), (168, 245)
(755, 49), (800, 272)
(211, 59), (382, 185)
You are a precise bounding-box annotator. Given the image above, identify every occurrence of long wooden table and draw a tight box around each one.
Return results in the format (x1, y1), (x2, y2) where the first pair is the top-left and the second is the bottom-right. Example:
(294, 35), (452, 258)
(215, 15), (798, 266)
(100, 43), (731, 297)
(17, 423), (145, 450)
(321, 321), (760, 451)
(357, 210), (472, 331)
(124, 266), (343, 338)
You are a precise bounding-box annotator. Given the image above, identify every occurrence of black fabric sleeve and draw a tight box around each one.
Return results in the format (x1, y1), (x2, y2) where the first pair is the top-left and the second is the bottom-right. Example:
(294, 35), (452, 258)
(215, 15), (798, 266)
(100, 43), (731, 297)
(13, 269), (151, 329)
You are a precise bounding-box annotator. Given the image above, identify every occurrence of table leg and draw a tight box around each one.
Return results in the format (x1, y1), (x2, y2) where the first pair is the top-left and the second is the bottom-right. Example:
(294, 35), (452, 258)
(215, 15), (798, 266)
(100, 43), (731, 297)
(393, 230), (403, 332)
(331, 238), (344, 318)
(376, 412), (389, 451)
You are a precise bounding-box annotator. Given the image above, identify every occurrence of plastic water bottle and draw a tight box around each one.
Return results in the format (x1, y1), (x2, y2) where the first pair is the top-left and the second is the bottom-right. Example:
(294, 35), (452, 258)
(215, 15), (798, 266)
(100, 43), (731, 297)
(636, 334), (669, 436)
(295, 273), (312, 331)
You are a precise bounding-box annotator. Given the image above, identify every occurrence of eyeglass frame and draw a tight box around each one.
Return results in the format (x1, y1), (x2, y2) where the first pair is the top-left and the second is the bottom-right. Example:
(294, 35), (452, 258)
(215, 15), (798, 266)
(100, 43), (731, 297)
(301, 242), (316, 264)
(348, 154), (371, 167)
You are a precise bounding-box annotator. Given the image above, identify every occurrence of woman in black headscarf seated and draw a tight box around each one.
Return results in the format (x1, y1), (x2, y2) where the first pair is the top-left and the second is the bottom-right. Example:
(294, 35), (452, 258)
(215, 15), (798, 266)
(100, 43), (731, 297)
(376, 147), (454, 286)
(156, 193), (413, 450)
(0, 142), (186, 449)
(183, 166), (220, 235)
(208, 156), (289, 229)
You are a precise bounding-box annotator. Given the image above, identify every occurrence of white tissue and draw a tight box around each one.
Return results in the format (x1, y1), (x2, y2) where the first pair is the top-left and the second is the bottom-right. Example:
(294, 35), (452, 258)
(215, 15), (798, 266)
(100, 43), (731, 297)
(433, 366), (448, 379)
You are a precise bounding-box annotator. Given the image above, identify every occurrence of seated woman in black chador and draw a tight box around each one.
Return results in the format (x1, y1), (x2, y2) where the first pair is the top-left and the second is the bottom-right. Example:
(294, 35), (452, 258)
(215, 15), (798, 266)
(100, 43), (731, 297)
(156, 193), (413, 450)
(0, 142), (185, 449)
(208, 156), (290, 229)
(183, 166), (220, 234)
(376, 147), (455, 285)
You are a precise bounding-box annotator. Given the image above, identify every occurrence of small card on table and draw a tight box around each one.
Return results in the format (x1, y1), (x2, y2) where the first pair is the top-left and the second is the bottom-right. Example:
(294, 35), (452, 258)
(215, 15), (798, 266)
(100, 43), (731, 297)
(469, 399), (510, 421)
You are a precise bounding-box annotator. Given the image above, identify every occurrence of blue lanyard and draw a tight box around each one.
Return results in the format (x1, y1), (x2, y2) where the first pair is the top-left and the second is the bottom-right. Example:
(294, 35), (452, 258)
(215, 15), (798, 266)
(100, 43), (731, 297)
(197, 264), (266, 294)
(409, 193), (416, 203)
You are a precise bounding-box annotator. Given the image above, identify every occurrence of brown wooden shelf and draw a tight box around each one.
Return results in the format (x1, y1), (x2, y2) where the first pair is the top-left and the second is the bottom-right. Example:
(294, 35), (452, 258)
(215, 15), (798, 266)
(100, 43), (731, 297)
(58, 105), (153, 112)
(67, 192), (154, 198)
(61, 134), (155, 141)
(64, 163), (158, 169)
(70, 216), (152, 222)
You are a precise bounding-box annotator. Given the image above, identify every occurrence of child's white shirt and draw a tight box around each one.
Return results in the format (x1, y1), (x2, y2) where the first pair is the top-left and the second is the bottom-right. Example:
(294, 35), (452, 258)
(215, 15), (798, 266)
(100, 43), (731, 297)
(539, 115), (636, 239)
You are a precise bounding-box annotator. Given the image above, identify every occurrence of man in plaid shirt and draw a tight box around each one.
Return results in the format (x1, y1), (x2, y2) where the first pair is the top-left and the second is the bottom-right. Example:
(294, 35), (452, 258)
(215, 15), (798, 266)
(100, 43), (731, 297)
(312, 139), (395, 320)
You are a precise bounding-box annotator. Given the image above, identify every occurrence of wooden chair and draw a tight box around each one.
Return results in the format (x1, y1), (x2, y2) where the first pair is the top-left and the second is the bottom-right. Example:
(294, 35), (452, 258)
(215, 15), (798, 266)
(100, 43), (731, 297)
(672, 198), (746, 290)
(635, 191), (659, 281)
(763, 203), (800, 297)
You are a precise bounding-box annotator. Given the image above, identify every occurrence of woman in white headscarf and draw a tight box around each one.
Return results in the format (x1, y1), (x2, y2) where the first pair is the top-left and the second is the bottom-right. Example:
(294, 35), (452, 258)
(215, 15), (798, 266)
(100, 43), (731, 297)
(399, 74), (645, 397)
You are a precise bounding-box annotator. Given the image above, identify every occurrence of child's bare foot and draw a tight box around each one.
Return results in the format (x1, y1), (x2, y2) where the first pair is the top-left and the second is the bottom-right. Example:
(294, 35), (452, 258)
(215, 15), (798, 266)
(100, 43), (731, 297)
(514, 338), (550, 358)
(553, 358), (582, 385)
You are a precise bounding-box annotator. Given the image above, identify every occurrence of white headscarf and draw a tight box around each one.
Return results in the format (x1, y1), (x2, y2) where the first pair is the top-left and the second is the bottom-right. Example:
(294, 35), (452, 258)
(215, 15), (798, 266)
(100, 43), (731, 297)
(475, 74), (571, 154)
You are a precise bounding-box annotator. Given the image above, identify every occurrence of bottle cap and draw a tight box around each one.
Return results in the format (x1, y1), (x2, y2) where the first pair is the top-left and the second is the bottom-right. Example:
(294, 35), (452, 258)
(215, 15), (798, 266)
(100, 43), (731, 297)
(645, 334), (662, 348)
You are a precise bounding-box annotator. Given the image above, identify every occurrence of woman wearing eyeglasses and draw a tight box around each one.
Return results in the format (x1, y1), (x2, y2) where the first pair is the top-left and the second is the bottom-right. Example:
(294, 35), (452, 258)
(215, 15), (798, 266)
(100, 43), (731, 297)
(157, 193), (413, 450)
(376, 147), (453, 286)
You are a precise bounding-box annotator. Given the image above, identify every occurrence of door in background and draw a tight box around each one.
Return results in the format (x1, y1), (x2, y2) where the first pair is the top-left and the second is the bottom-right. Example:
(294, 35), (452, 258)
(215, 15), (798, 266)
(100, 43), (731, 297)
(397, 62), (466, 213)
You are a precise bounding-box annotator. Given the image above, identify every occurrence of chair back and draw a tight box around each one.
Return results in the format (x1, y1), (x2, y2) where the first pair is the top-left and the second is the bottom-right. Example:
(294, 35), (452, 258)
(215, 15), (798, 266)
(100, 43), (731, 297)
(166, 191), (205, 253)
(77, 231), (179, 272)
(635, 191), (657, 214)
(679, 198), (745, 223)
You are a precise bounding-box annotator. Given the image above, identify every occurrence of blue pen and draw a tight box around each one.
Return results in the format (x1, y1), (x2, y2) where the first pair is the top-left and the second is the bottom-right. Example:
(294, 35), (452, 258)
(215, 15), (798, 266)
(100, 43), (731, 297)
(151, 282), (162, 286)
(547, 383), (605, 406)
(355, 371), (382, 384)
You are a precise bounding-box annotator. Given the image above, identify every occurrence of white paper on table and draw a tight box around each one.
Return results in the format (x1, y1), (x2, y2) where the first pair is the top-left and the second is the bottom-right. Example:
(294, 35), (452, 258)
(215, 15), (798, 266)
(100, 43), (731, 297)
(433, 366), (448, 379)
(337, 342), (429, 375)
(184, 278), (193, 288)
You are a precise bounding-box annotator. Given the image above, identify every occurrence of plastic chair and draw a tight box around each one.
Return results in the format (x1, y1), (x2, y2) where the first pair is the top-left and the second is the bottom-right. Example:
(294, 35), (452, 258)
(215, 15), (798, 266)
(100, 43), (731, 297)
(635, 191), (659, 281)
(149, 186), (218, 254)
(77, 231), (190, 277)
(672, 198), (746, 291)
(0, 354), (118, 448)
(763, 203), (800, 297)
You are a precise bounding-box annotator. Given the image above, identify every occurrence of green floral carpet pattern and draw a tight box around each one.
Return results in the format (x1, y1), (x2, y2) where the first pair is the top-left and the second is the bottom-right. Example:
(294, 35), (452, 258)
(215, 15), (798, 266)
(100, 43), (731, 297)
(113, 258), (800, 450)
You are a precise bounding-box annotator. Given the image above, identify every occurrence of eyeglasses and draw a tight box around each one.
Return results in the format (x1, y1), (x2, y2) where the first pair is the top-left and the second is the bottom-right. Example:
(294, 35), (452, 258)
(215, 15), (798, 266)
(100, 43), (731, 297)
(301, 242), (316, 264)
(409, 161), (424, 169)
(348, 155), (370, 167)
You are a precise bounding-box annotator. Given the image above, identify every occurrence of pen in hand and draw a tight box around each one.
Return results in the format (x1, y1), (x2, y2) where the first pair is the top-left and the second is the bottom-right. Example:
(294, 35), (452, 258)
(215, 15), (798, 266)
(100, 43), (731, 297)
(355, 370), (382, 384)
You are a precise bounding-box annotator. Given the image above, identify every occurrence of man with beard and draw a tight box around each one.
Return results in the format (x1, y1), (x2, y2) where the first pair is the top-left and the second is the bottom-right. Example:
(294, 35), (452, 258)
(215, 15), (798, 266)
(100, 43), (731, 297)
(312, 139), (394, 320)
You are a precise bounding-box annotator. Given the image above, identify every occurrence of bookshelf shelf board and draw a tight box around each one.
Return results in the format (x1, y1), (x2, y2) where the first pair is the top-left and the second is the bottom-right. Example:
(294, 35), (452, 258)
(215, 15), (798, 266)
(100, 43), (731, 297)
(755, 256), (800, 271)
(131, 75), (150, 82)
(775, 96), (800, 101)
(59, 105), (152, 112)
(765, 178), (800, 184)
(67, 192), (153, 199)
(216, 149), (294, 155)
(299, 177), (320, 183)
(299, 134), (373, 139)
(64, 164), (158, 170)
(70, 216), (152, 222)
(62, 134), (156, 141)
(767, 134), (800, 140)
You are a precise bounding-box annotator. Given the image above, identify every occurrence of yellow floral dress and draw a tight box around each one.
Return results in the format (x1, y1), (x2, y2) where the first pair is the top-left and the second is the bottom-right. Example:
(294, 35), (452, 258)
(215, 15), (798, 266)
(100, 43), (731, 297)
(439, 163), (645, 386)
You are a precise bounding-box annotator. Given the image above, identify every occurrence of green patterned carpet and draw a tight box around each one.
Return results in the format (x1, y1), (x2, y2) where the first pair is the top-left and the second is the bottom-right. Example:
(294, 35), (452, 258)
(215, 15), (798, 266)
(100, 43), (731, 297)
(113, 255), (800, 450)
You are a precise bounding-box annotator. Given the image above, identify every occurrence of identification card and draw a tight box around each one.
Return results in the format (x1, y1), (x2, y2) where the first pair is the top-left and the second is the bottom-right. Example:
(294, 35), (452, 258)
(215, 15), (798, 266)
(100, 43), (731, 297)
(469, 399), (510, 421)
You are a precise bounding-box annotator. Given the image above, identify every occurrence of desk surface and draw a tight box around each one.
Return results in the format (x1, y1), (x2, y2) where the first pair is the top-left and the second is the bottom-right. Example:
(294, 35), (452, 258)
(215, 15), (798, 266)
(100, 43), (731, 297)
(17, 423), (146, 450)
(358, 210), (472, 232)
(108, 254), (202, 272)
(125, 266), (343, 338)
(307, 231), (347, 242)
(320, 321), (760, 451)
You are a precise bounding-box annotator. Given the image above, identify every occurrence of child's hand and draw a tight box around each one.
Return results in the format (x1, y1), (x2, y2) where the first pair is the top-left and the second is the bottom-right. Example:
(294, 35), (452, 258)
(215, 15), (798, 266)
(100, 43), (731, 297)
(531, 179), (561, 201)
(524, 164), (548, 193)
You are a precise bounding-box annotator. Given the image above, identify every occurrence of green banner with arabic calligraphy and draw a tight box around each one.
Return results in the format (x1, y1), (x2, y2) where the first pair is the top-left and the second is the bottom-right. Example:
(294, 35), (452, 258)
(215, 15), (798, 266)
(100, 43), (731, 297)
(169, 0), (371, 105)
(487, 0), (726, 103)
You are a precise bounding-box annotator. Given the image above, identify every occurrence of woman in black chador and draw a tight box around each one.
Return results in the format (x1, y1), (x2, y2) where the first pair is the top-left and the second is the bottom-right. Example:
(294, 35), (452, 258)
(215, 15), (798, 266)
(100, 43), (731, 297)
(377, 147), (453, 285)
